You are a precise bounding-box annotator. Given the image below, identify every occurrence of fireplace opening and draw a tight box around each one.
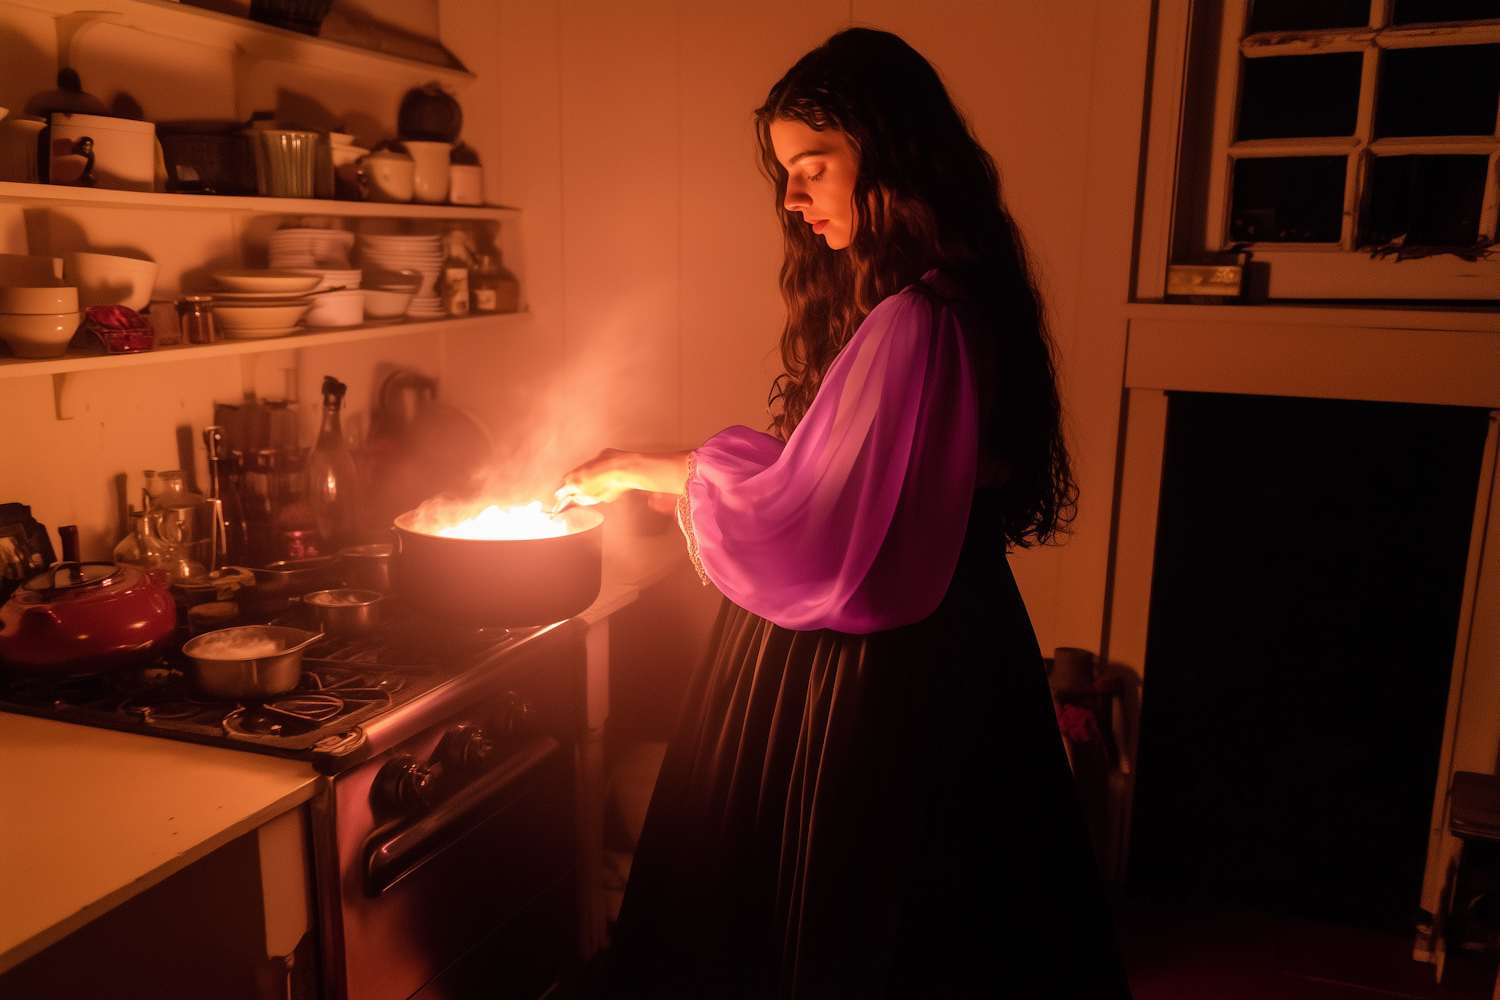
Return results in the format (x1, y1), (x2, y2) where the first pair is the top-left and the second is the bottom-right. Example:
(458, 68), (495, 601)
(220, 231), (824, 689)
(1126, 391), (1492, 935)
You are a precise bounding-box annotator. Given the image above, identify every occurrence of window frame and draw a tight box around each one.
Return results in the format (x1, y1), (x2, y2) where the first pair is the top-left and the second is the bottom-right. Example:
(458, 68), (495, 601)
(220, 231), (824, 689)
(1193, 0), (1500, 300)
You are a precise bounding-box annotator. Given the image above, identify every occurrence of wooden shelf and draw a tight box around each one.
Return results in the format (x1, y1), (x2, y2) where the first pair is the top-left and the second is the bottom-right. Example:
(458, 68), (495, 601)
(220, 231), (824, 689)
(6, 0), (473, 89)
(0, 310), (528, 379)
(0, 182), (516, 220)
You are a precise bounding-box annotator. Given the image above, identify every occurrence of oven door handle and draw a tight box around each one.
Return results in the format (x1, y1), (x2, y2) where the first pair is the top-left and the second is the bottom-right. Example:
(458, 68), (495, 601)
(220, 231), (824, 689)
(363, 736), (561, 897)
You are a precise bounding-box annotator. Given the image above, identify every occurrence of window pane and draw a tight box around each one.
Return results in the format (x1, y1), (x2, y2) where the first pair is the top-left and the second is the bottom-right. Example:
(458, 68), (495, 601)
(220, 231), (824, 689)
(1366, 155), (1489, 247)
(1239, 53), (1363, 139)
(1392, 0), (1500, 24)
(1229, 157), (1347, 242)
(1375, 44), (1500, 137)
(1247, 0), (1371, 32)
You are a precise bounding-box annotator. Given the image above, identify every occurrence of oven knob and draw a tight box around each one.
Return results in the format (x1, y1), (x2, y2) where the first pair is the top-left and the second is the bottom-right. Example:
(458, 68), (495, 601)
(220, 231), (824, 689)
(489, 692), (537, 741)
(435, 722), (493, 772)
(372, 753), (439, 815)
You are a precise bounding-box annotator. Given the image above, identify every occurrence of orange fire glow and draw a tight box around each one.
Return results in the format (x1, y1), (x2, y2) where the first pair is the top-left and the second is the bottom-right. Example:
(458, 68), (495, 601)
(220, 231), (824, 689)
(433, 501), (568, 540)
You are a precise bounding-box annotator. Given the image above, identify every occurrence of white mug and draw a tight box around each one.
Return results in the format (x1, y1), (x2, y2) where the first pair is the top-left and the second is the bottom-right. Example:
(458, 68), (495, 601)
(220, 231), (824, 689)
(448, 164), (483, 205)
(404, 141), (451, 204)
(358, 151), (415, 203)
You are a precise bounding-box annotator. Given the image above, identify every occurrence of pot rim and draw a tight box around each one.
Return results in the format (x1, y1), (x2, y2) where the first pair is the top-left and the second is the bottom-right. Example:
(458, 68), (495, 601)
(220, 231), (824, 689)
(392, 505), (603, 541)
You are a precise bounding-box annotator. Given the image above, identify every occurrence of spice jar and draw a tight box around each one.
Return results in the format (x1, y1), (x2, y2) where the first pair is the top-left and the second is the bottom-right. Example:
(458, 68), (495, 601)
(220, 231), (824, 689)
(177, 294), (216, 344)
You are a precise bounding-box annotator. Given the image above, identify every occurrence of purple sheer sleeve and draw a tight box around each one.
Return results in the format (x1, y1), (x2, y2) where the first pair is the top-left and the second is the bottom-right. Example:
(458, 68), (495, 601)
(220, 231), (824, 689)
(680, 278), (980, 634)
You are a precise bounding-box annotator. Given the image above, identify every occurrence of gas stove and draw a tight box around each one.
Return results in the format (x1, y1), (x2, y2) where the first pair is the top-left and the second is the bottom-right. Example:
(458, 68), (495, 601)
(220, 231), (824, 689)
(0, 600), (558, 774)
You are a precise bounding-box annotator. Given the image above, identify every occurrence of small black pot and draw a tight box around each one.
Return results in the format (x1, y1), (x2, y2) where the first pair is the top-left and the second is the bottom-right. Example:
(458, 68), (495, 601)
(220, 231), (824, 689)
(392, 507), (603, 627)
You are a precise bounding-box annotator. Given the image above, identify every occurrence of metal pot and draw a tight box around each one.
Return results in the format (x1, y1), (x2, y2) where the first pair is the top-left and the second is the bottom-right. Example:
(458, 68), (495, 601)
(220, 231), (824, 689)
(392, 507), (604, 627)
(0, 560), (175, 675)
(242, 555), (343, 617)
(338, 543), (394, 592)
(303, 588), (382, 636)
(182, 625), (321, 699)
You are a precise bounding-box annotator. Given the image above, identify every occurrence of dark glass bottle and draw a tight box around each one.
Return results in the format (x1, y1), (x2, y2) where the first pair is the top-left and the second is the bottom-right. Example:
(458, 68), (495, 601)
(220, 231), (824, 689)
(307, 375), (358, 553)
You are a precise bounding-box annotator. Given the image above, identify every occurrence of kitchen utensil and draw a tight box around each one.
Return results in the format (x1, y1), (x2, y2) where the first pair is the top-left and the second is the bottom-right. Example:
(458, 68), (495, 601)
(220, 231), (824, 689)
(357, 150), (415, 203)
(249, 129), (319, 198)
(0, 311), (81, 358)
(49, 112), (157, 191)
(182, 625), (321, 699)
(338, 543), (394, 591)
(362, 288), (414, 319)
(213, 270), (322, 293)
(404, 141), (451, 204)
(303, 588), (382, 636)
(303, 288), (364, 327)
(448, 164), (483, 205)
(211, 302), (313, 334)
(0, 286), (78, 314)
(64, 252), (159, 311)
(392, 506), (603, 627)
(0, 546), (175, 675)
(244, 555), (343, 616)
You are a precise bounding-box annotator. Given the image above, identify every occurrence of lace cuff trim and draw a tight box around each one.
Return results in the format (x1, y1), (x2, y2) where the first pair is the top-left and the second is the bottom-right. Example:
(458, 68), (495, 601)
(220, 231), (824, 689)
(677, 452), (709, 586)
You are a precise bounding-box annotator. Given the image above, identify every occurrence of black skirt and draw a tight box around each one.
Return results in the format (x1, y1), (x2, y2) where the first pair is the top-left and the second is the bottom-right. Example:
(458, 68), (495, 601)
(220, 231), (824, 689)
(604, 494), (1132, 998)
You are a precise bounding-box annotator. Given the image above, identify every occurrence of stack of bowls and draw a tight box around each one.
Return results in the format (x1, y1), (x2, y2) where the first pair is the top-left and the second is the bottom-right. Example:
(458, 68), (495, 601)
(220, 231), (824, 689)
(208, 270), (318, 340)
(0, 285), (82, 358)
(269, 228), (356, 270)
(282, 267), (363, 292)
(360, 267), (421, 321)
(355, 234), (443, 320)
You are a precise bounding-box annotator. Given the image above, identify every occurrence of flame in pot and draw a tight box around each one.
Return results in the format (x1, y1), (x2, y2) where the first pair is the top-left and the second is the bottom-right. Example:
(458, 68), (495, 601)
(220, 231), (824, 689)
(433, 501), (568, 540)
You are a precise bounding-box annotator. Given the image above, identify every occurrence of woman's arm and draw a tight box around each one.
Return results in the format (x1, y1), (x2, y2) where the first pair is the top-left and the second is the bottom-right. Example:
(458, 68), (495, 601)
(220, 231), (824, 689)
(555, 448), (692, 507)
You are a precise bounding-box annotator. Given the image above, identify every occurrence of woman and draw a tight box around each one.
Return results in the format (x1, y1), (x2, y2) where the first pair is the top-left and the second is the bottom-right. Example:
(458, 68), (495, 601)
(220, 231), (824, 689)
(558, 28), (1131, 999)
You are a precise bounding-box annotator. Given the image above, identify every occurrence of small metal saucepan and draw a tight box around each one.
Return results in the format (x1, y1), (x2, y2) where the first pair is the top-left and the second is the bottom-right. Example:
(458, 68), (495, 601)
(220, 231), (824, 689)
(182, 625), (321, 700)
(338, 544), (394, 592)
(303, 588), (383, 636)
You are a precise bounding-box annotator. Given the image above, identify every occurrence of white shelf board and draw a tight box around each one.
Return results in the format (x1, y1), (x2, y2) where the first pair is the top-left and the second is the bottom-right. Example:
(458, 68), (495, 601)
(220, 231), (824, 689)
(7, 0), (473, 89)
(0, 182), (516, 220)
(0, 310), (528, 379)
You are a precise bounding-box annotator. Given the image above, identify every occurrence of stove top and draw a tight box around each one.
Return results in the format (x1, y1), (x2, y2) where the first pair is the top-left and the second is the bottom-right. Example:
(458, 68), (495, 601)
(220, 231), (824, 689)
(0, 601), (552, 773)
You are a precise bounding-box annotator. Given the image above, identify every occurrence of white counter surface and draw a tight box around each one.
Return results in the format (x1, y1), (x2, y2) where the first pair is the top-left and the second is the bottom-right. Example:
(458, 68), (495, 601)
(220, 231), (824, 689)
(0, 714), (323, 974)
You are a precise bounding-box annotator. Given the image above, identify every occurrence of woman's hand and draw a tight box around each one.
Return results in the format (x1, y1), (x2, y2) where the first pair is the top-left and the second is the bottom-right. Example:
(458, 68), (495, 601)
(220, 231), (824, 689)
(554, 449), (692, 510)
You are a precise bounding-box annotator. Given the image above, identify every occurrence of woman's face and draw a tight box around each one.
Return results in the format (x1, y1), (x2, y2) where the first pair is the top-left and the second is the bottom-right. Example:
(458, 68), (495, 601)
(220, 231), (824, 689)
(770, 118), (859, 250)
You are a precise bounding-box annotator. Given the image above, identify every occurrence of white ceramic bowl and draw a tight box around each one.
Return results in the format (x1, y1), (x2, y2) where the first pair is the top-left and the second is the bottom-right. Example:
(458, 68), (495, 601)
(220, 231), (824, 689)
(362, 288), (414, 319)
(0, 311), (82, 358)
(362, 267), (423, 290)
(213, 270), (322, 294)
(303, 289), (364, 328)
(281, 268), (363, 291)
(211, 302), (312, 331)
(64, 252), (159, 311)
(0, 285), (79, 314)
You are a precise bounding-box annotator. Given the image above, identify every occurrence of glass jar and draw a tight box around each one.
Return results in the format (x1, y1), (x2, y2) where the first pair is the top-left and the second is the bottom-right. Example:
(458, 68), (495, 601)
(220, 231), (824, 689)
(177, 295), (216, 344)
(112, 509), (168, 570)
(471, 253), (519, 314)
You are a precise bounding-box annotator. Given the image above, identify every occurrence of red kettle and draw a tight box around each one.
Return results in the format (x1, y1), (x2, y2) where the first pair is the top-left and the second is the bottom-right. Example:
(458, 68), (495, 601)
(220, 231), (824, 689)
(0, 526), (176, 675)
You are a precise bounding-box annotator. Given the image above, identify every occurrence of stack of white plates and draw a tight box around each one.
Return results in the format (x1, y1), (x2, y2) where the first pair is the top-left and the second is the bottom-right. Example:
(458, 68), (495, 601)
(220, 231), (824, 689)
(269, 229), (356, 270)
(355, 234), (444, 320)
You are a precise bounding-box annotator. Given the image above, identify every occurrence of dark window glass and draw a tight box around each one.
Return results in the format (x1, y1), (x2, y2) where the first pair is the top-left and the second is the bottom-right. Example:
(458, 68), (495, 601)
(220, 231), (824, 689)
(1366, 154), (1489, 247)
(1392, 0), (1500, 24)
(1247, 0), (1371, 32)
(1229, 157), (1347, 242)
(1375, 44), (1500, 137)
(1239, 53), (1363, 139)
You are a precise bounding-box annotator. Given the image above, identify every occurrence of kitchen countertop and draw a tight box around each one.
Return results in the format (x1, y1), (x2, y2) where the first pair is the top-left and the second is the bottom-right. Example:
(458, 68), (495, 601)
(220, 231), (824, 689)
(0, 713), (323, 974)
(0, 521), (692, 976)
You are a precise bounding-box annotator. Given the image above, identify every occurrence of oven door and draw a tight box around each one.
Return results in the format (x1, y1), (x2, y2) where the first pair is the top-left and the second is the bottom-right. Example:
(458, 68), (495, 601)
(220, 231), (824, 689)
(326, 735), (576, 1000)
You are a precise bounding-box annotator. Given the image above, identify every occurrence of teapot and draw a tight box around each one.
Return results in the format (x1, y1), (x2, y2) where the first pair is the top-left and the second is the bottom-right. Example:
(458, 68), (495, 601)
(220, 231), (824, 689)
(0, 526), (176, 675)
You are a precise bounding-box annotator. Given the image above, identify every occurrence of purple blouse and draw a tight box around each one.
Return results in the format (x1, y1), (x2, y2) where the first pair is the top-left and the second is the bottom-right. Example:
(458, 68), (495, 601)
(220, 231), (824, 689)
(679, 271), (982, 634)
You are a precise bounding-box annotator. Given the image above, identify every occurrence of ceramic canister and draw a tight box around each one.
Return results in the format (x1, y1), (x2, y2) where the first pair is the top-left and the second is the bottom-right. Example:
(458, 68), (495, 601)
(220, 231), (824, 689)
(448, 164), (483, 205)
(404, 141), (451, 204)
(49, 112), (156, 192)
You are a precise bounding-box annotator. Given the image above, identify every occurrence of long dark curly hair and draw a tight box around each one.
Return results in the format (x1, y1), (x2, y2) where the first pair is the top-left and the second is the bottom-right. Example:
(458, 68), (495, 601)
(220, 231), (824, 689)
(755, 27), (1076, 547)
